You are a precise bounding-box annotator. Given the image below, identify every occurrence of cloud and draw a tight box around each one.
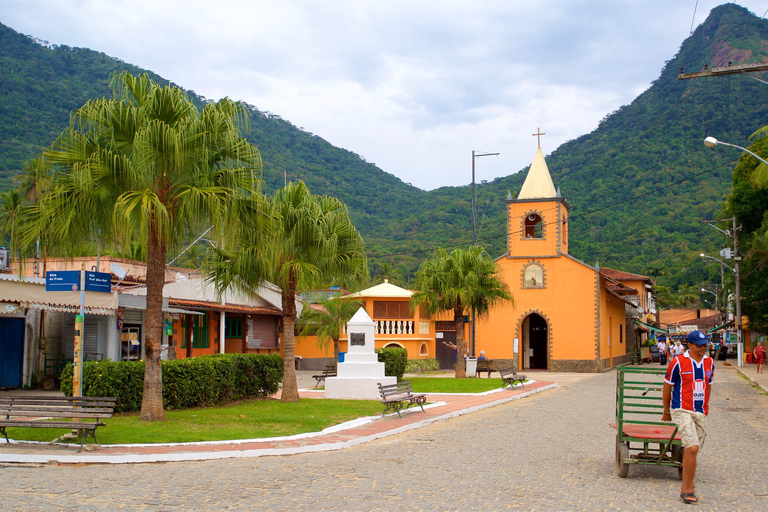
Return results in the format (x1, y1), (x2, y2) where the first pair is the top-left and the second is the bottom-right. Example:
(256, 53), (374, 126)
(1, 0), (766, 189)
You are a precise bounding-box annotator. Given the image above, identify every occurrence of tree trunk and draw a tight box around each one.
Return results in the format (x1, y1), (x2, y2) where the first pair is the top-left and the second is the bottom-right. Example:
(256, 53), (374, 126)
(140, 226), (166, 421)
(453, 305), (467, 378)
(281, 272), (300, 402)
(333, 337), (340, 372)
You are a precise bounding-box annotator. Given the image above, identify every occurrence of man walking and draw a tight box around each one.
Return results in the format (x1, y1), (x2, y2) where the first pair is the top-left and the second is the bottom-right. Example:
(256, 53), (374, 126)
(662, 330), (714, 505)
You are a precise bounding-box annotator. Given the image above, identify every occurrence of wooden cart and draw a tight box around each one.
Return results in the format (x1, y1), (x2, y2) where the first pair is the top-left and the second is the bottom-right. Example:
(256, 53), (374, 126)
(612, 366), (683, 479)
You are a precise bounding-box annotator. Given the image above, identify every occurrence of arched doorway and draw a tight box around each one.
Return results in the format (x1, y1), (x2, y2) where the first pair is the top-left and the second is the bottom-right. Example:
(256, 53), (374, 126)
(521, 313), (548, 370)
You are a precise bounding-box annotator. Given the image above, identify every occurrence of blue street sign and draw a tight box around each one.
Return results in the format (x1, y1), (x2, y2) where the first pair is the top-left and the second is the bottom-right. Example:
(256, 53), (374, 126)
(46, 271), (81, 291)
(86, 271), (112, 293)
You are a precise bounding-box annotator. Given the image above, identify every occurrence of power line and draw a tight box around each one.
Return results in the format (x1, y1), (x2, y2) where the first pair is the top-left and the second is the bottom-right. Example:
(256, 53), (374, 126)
(367, 156), (739, 260)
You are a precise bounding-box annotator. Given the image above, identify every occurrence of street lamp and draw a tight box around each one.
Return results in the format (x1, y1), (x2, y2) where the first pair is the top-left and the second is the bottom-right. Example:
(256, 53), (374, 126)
(704, 136), (768, 166)
(470, 150), (499, 358)
(700, 287), (719, 325)
(700, 246), (743, 366)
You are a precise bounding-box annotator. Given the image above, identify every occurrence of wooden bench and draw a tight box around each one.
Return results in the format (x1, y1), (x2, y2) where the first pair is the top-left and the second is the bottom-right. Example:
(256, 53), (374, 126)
(475, 359), (491, 378)
(0, 395), (116, 452)
(499, 366), (527, 388)
(377, 381), (426, 418)
(312, 365), (337, 388)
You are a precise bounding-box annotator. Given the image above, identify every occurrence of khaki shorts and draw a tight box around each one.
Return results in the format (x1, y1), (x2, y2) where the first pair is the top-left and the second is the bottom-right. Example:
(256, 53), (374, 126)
(671, 409), (707, 449)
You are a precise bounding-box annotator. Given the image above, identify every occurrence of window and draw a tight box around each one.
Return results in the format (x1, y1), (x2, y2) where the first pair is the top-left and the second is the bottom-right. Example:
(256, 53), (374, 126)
(225, 318), (242, 338)
(373, 301), (413, 319)
(181, 314), (209, 349)
(524, 264), (544, 287)
(524, 213), (543, 239)
(420, 342), (428, 356)
(193, 315), (209, 348)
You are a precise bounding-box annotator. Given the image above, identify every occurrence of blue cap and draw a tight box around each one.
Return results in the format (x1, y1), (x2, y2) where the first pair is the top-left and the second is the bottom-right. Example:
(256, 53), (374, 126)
(686, 330), (708, 345)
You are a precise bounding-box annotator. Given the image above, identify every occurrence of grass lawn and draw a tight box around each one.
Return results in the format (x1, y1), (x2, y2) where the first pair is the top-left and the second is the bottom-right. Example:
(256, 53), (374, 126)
(408, 377), (511, 393)
(5, 398), (383, 445)
(5, 378), (520, 446)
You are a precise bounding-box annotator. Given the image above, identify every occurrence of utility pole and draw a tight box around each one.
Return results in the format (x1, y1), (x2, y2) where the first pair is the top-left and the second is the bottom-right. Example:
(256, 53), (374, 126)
(470, 150), (499, 357)
(733, 216), (743, 367)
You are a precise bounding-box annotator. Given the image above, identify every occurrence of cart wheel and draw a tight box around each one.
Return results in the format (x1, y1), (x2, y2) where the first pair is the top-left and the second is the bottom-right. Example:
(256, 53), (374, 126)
(42, 377), (56, 391)
(616, 438), (630, 478)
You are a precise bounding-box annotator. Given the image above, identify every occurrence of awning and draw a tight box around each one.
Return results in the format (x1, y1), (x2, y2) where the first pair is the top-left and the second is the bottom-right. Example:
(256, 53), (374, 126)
(635, 319), (668, 334)
(707, 320), (734, 334)
(0, 277), (117, 315)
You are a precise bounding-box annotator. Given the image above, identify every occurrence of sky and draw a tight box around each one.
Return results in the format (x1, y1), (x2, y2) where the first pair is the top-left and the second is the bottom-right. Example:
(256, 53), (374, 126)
(1, 0), (768, 190)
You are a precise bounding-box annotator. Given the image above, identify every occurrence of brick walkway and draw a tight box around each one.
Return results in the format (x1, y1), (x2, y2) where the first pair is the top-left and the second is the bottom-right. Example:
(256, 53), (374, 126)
(0, 379), (556, 465)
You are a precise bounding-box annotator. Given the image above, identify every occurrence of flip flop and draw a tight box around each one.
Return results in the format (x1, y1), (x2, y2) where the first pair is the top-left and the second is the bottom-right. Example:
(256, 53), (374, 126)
(680, 492), (698, 504)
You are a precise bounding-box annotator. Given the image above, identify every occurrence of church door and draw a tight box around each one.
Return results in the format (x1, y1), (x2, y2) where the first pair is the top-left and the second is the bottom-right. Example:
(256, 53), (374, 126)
(522, 314), (548, 370)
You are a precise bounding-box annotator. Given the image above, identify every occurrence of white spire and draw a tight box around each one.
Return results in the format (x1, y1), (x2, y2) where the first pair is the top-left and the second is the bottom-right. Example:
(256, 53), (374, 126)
(517, 147), (557, 200)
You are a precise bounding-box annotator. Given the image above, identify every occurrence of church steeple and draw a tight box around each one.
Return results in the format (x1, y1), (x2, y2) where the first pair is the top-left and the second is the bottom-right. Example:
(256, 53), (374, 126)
(517, 147), (556, 200)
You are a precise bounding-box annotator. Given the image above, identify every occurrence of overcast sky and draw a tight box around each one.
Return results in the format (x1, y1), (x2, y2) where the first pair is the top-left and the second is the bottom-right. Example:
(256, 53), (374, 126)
(1, 0), (767, 190)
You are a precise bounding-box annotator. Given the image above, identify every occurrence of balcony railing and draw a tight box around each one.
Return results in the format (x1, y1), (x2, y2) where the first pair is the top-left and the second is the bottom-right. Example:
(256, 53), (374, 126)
(343, 320), (415, 335)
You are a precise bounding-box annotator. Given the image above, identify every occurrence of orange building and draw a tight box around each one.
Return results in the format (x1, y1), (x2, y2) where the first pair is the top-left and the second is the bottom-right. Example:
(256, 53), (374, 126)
(475, 144), (640, 372)
(295, 281), (444, 370)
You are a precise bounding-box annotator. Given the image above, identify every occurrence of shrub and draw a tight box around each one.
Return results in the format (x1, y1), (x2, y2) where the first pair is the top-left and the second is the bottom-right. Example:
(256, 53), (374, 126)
(61, 353), (284, 412)
(376, 347), (407, 379)
(405, 357), (439, 374)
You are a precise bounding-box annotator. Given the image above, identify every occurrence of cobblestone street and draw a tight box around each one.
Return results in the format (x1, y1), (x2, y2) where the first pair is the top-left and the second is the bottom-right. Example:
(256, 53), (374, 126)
(3, 366), (767, 511)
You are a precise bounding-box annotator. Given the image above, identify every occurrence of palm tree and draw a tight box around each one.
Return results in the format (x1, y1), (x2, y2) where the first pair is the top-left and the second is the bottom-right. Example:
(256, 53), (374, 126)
(298, 294), (362, 370)
(15, 72), (262, 420)
(205, 180), (367, 402)
(0, 189), (22, 246)
(411, 246), (513, 378)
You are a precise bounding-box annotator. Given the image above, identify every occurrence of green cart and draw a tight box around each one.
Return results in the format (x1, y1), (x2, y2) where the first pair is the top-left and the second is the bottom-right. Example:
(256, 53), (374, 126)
(612, 366), (683, 478)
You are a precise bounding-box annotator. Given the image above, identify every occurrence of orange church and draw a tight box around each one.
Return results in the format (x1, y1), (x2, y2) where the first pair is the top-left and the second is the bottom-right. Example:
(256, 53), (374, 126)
(475, 142), (643, 372)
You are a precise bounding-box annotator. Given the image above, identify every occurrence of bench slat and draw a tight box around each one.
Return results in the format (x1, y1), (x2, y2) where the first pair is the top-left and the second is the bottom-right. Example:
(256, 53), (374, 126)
(0, 420), (105, 429)
(0, 395), (115, 452)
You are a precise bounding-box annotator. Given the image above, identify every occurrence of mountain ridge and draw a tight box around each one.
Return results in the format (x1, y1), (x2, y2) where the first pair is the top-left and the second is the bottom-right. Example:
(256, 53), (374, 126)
(1, 3), (767, 293)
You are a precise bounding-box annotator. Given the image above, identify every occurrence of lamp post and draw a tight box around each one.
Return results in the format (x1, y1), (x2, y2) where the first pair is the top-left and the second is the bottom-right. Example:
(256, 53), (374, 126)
(470, 150), (499, 357)
(704, 136), (768, 166)
(700, 251), (740, 365)
(703, 137), (754, 367)
(700, 287), (719, 326)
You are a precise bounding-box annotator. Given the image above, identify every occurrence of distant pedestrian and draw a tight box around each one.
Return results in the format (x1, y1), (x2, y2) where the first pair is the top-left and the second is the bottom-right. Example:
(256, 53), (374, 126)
(670, 340), (684, 358)
(657, 339), (667, 365)
(662, 330), (714, 505)
(753, 341), (765, 374)
(477, 350), (487, 362)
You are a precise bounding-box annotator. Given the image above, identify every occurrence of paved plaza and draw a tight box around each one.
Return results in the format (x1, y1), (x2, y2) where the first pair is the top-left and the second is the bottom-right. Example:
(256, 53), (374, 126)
(2, 365), (767, 511)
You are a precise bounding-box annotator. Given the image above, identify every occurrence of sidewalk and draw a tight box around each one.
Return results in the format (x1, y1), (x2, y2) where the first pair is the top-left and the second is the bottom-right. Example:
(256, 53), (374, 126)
(0, 374), (570, 465)
(728, 359), (768, 392)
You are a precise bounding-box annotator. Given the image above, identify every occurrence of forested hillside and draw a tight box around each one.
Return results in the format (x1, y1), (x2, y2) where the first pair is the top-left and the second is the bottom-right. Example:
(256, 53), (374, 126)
(1, 4), (767, 293)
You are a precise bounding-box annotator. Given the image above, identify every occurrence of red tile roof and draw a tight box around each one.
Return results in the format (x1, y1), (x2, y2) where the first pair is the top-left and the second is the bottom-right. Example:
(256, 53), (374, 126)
(168, 299), (281, 315)
(600, 268), (652, 283)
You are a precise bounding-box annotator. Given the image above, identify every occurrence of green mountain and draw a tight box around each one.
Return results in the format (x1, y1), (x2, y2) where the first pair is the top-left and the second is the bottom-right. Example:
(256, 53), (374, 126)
(1, 3), (767, 292)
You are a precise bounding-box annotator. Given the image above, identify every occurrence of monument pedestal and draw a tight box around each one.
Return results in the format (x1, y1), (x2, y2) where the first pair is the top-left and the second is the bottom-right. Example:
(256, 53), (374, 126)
(323, 308), (396, 400)
(325, 353), (396, 399)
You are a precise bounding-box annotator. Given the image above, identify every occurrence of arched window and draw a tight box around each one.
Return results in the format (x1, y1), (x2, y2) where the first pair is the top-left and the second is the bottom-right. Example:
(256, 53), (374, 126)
(419, 342), (428, 356)
(524, 213), (543, 239)
(524, 263), (544, 288)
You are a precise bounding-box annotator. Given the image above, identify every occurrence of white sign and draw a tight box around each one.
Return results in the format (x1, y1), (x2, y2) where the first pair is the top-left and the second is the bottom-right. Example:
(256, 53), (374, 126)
(514, 337), (519, 353)
(436, 332), (444, 339)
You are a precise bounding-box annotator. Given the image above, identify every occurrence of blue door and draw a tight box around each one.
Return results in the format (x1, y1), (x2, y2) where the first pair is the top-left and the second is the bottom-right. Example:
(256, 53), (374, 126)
(0, 318), (25, 388)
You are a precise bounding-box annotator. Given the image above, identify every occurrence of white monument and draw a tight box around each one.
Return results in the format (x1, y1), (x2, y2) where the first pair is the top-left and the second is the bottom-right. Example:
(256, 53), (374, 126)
(324, 307), (396, 399)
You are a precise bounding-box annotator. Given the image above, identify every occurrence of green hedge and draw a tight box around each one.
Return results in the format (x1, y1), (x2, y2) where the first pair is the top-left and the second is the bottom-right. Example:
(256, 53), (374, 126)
(61, 353), (284, 412)
(375, 347), (407, 379)
(405, 357), (439, 374)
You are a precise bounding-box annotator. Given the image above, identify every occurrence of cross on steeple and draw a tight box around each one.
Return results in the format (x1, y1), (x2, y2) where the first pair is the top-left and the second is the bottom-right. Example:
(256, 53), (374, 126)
(532, 127), (545, 148)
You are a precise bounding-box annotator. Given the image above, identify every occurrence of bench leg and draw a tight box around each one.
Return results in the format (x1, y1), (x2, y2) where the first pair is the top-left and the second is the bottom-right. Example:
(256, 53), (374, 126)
(0, 426), (8, 444)
(382, 401), (404, 418)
